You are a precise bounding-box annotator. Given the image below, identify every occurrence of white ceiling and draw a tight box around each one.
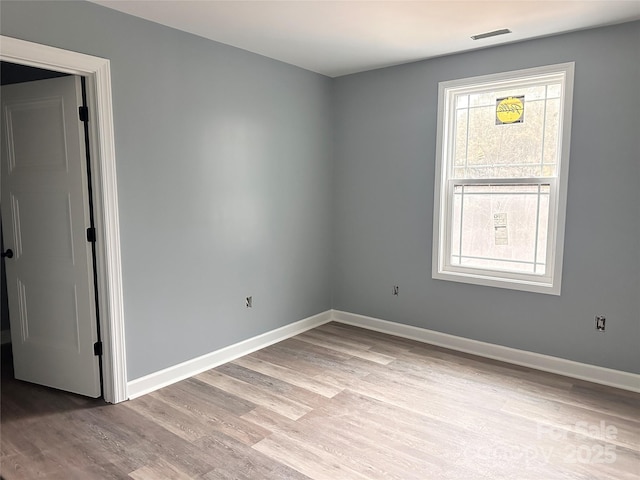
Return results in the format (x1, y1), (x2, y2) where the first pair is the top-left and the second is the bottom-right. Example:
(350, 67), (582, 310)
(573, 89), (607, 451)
(90, 1), (640, 77)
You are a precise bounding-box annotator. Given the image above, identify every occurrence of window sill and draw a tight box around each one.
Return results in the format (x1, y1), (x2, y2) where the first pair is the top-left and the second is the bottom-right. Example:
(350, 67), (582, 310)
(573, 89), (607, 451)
(432, 268), (561, 295)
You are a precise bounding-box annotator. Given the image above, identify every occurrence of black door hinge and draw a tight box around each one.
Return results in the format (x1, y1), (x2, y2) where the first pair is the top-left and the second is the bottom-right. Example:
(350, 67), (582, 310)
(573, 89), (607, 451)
(94, 341), (103, 356)
(86, 227), (96, 243)
(79, 106), (89, 122)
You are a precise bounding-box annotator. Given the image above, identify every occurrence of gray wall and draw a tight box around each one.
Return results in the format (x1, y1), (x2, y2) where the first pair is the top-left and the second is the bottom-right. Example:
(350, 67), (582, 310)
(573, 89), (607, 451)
(332, 22), (640, 374)
(0, 1), (334, 379)
(2, 0), (637, 379)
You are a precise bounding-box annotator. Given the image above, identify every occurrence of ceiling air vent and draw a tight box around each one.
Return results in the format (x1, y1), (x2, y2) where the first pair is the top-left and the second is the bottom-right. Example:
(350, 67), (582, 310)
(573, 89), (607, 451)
(471, 29), (512, 40)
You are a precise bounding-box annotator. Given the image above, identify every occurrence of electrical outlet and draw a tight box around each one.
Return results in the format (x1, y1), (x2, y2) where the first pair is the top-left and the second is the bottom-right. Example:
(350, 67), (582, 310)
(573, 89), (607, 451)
(595, 315), (605, 332)
(393, 285), (399, 296)
(246, 296), (252, 308)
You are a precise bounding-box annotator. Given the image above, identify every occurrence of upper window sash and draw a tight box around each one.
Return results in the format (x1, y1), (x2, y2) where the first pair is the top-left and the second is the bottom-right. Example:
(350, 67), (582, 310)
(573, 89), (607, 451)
(436, 63), (574, 187)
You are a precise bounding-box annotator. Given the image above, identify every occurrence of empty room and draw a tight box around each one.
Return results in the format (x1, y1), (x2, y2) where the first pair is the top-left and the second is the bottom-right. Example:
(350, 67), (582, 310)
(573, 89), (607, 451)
(0, 1), (638, 479)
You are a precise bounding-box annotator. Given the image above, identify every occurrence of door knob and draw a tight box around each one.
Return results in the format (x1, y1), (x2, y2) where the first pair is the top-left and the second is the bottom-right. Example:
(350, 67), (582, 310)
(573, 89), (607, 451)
(1, 249), (14, 259)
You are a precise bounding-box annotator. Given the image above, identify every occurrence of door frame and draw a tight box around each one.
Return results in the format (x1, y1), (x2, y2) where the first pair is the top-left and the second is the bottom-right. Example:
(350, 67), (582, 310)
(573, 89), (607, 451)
(1, 36), (127, 403)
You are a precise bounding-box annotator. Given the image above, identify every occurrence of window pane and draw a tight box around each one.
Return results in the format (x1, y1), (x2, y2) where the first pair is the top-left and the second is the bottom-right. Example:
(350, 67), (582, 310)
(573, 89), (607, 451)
(453, 87), (560, 179)
(454, 109), (468, 166)
(536, 193), (550, 274)
(468, 85), (546, 107)
(450, 184), (550, 274)
(456, 94), (469, 109)
(547, 83), (562, 99)
(543, 98), (561, 172)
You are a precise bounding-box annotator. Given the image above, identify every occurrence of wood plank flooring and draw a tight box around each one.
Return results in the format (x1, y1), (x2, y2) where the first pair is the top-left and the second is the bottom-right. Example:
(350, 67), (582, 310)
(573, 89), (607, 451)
(1, 322), (639, 479)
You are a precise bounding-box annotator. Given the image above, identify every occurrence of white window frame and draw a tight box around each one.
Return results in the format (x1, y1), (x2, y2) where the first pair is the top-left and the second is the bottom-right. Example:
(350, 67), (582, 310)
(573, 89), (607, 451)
(432, 63), (574, 295)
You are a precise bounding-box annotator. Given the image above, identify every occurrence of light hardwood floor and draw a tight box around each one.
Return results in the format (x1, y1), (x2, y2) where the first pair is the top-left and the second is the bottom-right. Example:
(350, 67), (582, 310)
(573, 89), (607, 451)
(1, 322), (639, 479)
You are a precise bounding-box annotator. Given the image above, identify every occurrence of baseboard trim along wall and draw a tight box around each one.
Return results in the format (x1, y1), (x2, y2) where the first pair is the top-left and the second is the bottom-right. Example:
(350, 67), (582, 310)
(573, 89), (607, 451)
(332, 310), (640, 394)
(127, 309), (639, 400)
(127, 310), (333, 400)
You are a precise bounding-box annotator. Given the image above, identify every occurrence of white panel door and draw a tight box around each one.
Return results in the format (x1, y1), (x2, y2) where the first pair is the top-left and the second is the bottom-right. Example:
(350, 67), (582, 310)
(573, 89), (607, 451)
(1, 75), (101, 397)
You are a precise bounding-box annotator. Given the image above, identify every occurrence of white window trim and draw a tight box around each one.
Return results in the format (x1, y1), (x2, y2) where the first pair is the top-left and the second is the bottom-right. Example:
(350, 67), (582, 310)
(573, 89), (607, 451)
(432, 63), (575, 295)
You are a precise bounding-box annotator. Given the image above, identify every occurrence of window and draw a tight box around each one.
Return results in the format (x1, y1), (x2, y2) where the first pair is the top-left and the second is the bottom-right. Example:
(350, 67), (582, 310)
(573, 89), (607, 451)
(432, 63), (574, 295)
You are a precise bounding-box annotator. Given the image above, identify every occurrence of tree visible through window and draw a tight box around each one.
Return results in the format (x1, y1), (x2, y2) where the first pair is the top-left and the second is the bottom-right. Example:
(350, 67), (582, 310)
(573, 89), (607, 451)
(432, 64), (574, 294)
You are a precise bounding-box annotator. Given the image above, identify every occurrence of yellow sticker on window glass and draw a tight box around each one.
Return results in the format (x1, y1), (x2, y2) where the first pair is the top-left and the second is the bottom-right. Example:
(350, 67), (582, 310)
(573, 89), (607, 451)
(496, 96), (524, 124)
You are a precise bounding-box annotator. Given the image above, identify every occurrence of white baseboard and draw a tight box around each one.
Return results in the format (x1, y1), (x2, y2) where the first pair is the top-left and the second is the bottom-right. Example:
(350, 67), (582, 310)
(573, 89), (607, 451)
(127, 310), (333, 400)
(331, 310), (640, 393)
(1, 329), (10, 345)
(126, 308), (639, 400)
